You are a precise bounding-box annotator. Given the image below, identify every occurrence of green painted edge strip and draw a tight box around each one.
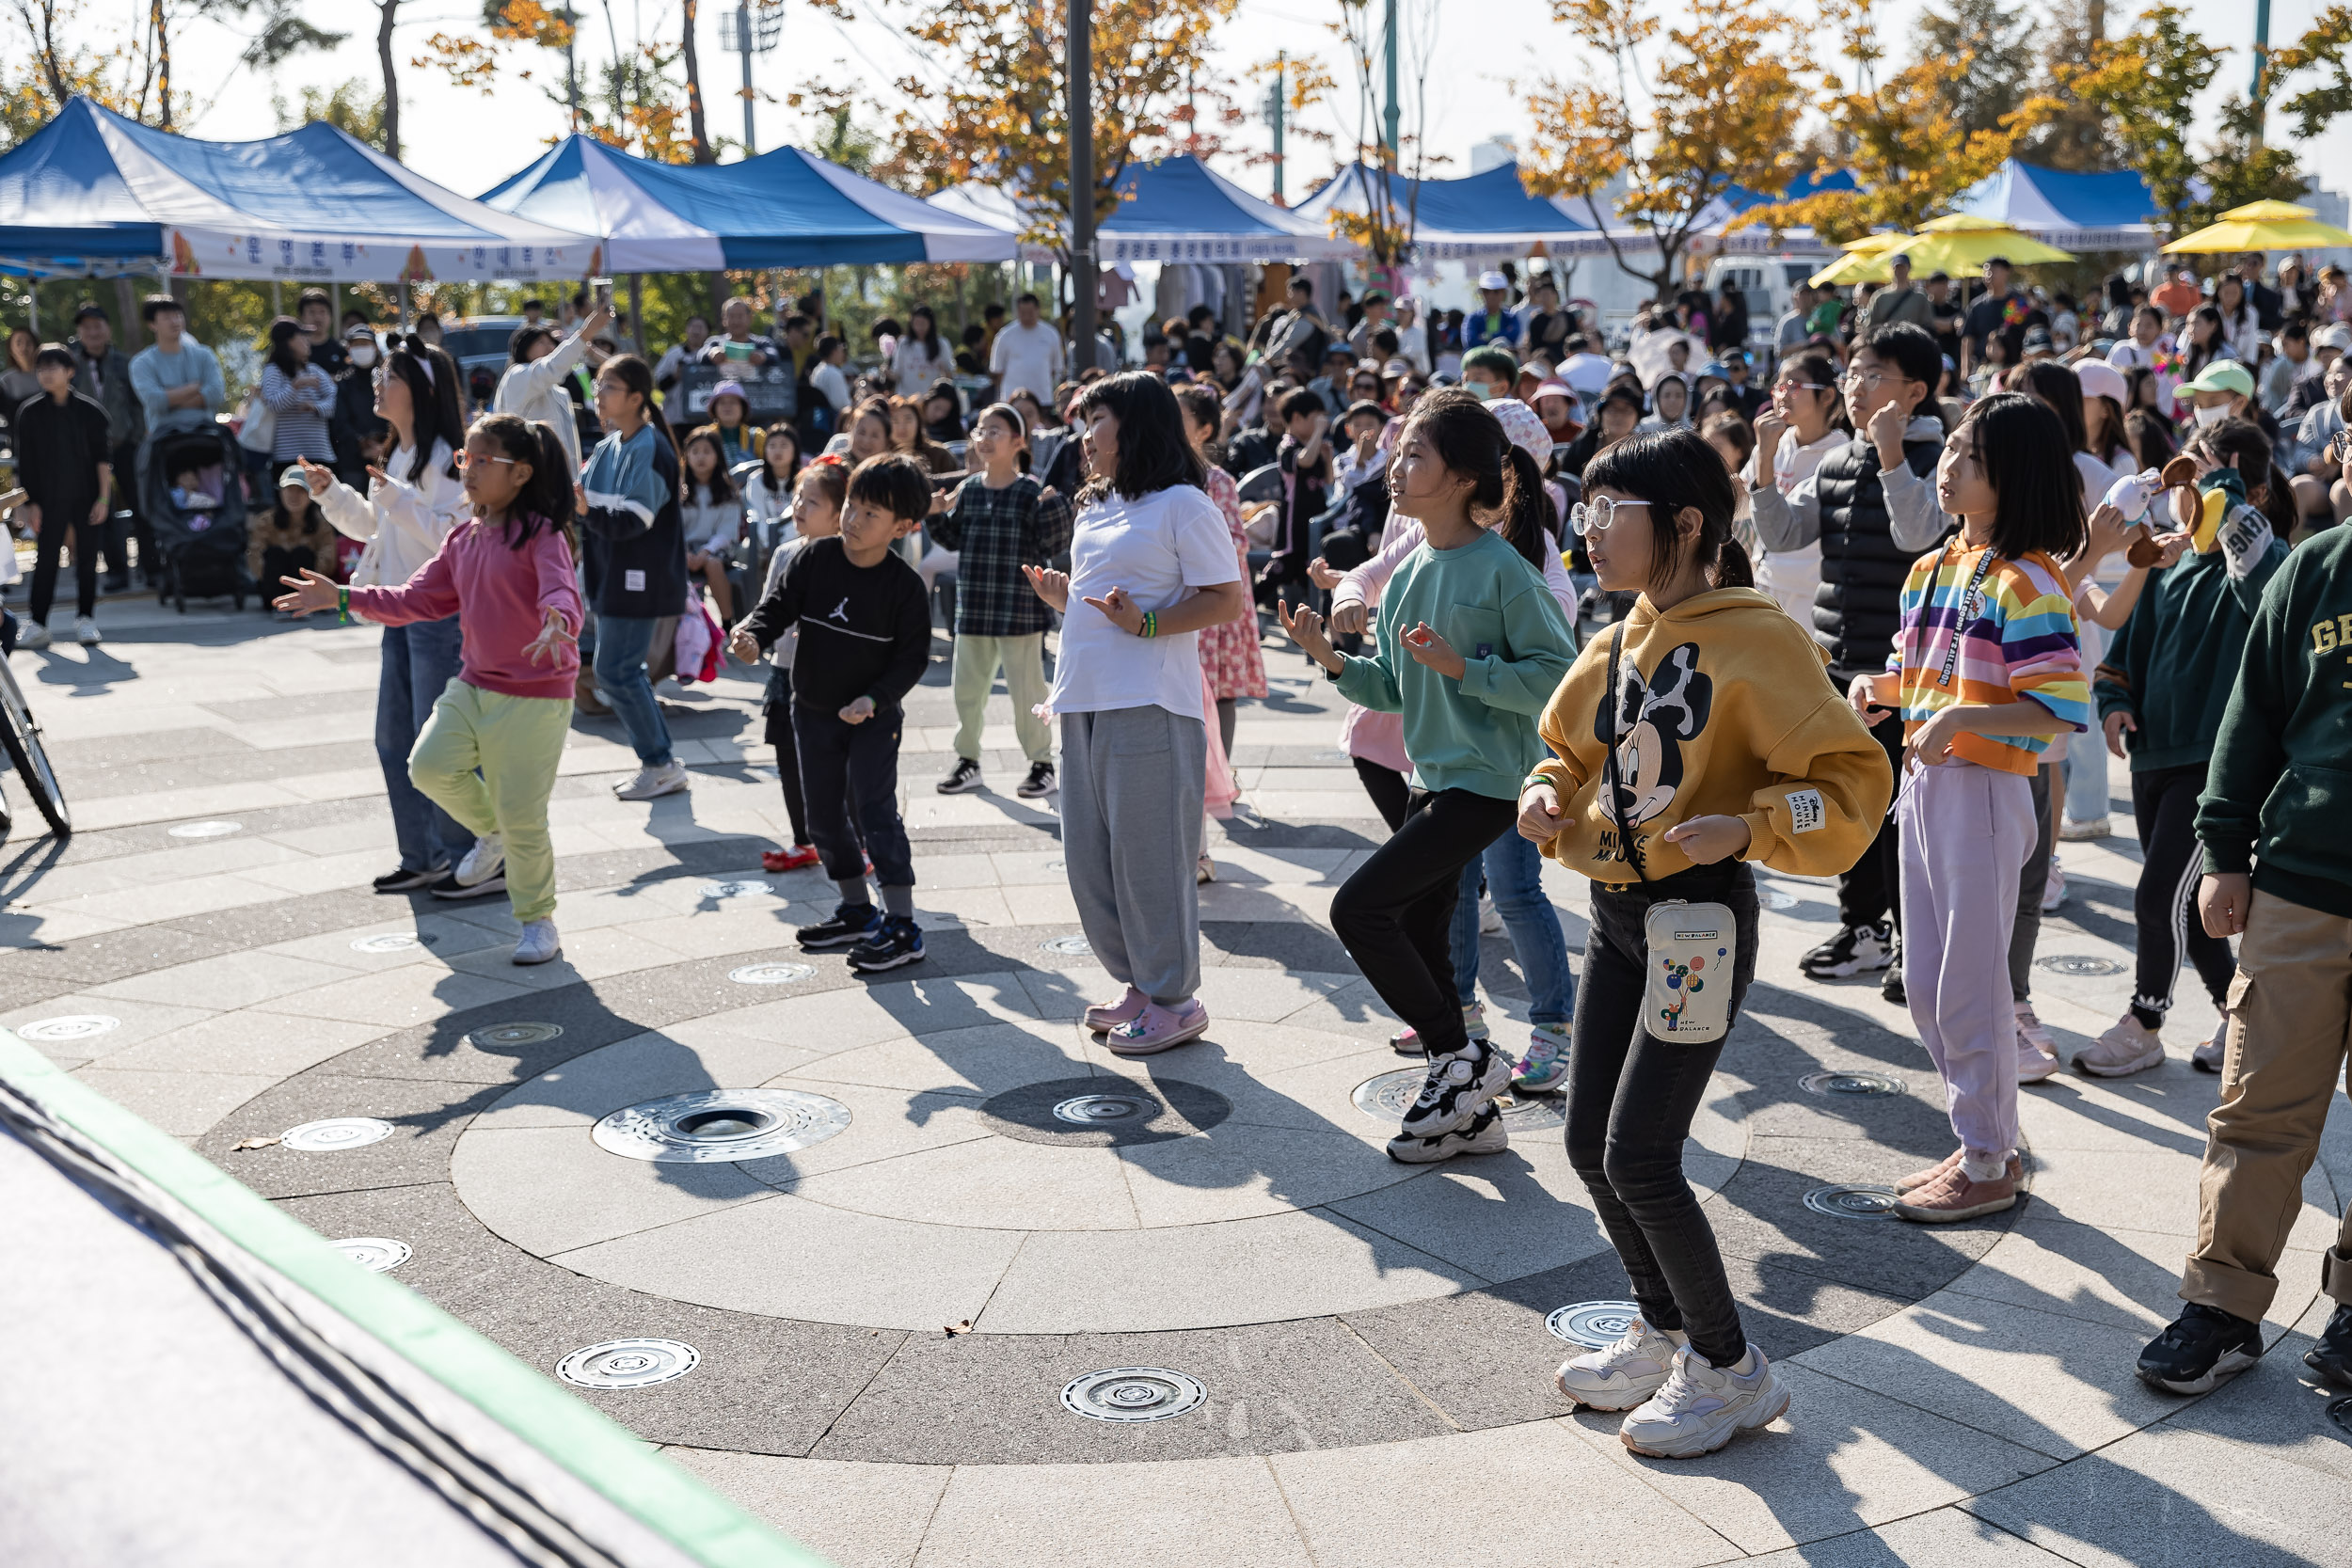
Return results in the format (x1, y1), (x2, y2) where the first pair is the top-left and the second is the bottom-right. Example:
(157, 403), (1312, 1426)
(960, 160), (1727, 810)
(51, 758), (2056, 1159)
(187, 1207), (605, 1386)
(0, 1033), (833, 1568)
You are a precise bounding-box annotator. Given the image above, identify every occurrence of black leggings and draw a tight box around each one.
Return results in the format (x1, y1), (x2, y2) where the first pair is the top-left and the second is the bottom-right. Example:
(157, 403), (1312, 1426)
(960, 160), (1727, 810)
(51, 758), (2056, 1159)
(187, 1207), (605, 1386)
(2130, 762), (2234, 1027)
(1835, 711), (1905, 933)
(1330, 787), (1514, 1059)
(1351, 756), (1412, 832)
(260, 545), (318, 599)
(1566, 863), (1759, 1369)
(29, 499), (102, 624)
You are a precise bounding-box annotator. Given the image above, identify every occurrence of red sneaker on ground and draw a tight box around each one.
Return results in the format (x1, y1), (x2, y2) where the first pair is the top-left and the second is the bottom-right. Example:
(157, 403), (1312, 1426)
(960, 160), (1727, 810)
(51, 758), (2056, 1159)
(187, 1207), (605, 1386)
(762, 845), (821, 873)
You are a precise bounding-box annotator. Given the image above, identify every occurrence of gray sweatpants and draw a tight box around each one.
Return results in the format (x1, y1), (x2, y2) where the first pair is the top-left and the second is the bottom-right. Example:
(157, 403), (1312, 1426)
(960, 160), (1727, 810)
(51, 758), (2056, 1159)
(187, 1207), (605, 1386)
(1059, 705), (1208, 1005)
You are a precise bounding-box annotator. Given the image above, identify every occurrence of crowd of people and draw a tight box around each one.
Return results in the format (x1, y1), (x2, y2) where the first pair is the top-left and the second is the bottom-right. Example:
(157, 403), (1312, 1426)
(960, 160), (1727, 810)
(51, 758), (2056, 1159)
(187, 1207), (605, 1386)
(5, 243), (2350, 1459)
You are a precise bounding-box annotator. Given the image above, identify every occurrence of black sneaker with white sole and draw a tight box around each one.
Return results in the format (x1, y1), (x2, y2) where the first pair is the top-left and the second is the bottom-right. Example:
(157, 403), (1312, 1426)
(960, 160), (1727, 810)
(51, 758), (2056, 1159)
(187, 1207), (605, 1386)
(428, 869), (507, 900)
(373, 864), (448, 894)
(1386, 1104), (1507, 1164)
(2137, 1302), (2265, 1394)
(1398, 1037), (1513, 1138)
(2304, 1299), (2352, 1387)
(846, 915), (926, 973)
(1799, 921), (1894, 978)
(1015, 761), (1057, 799)
(937, 757), (983, 794)
(1881, 961), (1906, 1006)
(798, 902), (882, 950)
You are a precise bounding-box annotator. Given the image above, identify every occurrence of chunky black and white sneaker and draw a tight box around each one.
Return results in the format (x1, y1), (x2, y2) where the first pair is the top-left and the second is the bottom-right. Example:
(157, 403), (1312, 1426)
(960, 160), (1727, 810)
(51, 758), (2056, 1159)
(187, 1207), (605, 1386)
(372, 864), (447, 894)
(797, 902), (882, 951)
(1015, 761), (1057, 799)
(1881, 960), (1906, 1006)
(1398, 1037), (1513, 1138)
(847, 915), (926, 973)
(936, 757), (983, 794)
(1386, 1104), (1506, 1164)
(1799, 922), (1894, 978)
(2137, 1302), (2265, 1394)
(2303, 1299), (2352, 1387)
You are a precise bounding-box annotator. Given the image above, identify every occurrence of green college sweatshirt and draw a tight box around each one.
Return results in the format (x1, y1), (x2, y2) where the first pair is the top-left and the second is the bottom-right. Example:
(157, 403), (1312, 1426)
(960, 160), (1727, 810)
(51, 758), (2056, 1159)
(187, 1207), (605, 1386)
(2196, 525), (2352, 919)
(1333, 529), (1579, 800)
(2093, 533), (2285, 772)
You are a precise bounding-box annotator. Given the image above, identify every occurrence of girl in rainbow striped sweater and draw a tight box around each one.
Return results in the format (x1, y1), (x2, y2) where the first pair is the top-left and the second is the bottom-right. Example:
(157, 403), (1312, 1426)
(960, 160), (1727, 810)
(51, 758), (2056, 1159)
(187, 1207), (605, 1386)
(1847, 392), (2092, 1225)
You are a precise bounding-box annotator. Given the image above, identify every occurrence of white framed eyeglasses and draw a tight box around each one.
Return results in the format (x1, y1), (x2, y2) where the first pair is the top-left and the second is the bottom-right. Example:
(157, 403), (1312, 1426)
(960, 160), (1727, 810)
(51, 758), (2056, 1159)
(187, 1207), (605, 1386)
(1568, 497), (1651, 536)
(453, 451), (520, 470)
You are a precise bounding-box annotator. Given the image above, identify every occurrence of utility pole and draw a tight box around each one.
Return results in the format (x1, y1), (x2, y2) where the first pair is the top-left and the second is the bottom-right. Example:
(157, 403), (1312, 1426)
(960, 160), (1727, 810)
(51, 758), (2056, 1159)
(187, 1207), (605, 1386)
(719, 0), (782, 155)
(1382, 0), (1400, 166)
(1069, 0), (1097, 374)
(2250, 0), (2273, 145)
(1264, 54), (1287, 203)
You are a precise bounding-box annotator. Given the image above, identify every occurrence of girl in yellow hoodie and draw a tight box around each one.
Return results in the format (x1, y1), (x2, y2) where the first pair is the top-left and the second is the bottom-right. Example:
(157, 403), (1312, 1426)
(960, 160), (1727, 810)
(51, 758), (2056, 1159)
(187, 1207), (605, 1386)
(1518, 426), (1892, 1460)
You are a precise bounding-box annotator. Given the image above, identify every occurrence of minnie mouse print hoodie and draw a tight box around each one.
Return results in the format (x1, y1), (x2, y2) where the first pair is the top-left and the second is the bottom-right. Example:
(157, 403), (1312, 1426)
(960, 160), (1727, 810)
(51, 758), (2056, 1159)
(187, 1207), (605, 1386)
(1526, 587), (1892, 884)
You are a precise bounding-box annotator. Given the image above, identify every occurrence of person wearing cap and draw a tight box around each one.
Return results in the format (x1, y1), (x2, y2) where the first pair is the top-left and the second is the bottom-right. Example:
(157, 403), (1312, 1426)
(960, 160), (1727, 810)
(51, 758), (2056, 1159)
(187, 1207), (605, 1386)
(332, 321), (389, 490)
(2073, 357), (2132, 472)
(1860, 252), (1933, 337)
(249, 464), (331, 618)
(495, 301), (610, 476)
(1531, 378), (1582, 445)
(2179, 360), (2256, 432)
(2020, 325), (2056, 362)
(1464, 270), (1523, 352)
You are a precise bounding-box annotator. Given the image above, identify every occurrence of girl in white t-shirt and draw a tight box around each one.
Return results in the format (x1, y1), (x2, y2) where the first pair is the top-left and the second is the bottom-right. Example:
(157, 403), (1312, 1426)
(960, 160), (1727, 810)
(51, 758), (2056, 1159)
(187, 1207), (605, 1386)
(1025, 373), (1251, 1055)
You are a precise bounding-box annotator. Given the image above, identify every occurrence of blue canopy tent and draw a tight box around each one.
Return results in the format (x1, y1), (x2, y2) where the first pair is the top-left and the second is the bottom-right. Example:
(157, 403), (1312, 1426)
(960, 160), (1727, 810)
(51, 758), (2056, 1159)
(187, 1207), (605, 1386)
(1955, 160), (2162, 250)
(1295, 162), (1614, 260)
(0, 97), (597, 280)
(478, 136), (1018, 270)
(928, 154), (1358, 263)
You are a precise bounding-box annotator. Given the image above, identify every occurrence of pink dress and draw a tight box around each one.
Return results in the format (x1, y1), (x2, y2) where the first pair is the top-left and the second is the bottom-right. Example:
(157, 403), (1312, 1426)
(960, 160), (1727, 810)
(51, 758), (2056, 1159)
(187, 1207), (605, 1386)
(1196, 467), (1269, 701)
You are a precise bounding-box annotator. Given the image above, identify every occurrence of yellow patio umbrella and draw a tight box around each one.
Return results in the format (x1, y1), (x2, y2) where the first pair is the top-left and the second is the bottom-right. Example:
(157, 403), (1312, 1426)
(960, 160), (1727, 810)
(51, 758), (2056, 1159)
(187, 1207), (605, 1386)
(1890, 214), (2075, 273)
(2163, 198), (2352, 254)
(1808, 230), (1912, 288)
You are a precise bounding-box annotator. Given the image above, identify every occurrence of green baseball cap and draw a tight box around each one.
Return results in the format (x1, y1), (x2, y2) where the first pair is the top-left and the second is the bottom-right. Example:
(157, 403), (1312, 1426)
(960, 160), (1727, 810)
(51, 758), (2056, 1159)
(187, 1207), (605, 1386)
(2177, 359), (2254, 399)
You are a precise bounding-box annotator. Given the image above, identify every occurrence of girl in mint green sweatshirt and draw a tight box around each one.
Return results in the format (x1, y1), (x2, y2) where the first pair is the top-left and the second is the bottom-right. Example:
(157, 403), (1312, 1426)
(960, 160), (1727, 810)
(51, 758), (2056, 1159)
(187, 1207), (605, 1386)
(1282, 388), (1577, 1164)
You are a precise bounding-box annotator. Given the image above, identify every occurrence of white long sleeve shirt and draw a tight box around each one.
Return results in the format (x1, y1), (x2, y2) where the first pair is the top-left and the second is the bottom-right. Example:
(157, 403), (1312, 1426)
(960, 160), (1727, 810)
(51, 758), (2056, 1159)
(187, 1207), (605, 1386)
(319, 438), (468, 589)
(494, 328), (594, 475)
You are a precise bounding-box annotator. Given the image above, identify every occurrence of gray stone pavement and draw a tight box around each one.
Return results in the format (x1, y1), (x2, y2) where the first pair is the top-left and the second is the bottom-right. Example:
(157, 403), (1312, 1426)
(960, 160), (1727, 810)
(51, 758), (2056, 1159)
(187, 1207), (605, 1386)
(6, 592), (2350, 1567)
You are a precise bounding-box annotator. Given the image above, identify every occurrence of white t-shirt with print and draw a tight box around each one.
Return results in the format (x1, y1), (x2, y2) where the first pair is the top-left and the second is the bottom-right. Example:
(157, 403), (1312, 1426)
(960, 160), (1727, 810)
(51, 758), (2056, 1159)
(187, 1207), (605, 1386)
(1049, 484), (1243, 722)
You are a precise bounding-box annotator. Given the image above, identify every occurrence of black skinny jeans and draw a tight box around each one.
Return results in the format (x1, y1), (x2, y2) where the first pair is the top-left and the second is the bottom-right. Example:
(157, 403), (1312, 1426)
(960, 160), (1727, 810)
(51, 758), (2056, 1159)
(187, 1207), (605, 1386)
(1835, 711), (1905, 934)
(1566, 861), (1759, 1368)
(2130, 762), (2234, 1027)
(1351, 756), (1412, 832)
(1330, 787), (1516, 1059)
(28, 498), (103, 624)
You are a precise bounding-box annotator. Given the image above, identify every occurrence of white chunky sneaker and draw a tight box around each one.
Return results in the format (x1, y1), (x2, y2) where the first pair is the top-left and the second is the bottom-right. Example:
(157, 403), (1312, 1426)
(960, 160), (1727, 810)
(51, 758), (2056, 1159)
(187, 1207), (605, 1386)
(2192, 1017), (2227, 1073)
(1385, 1105), (1507, 1164)
(1555, 1318), (1688, 1411)
(17, 622), (50, 650)
(613, 759), (691, 800)
(73, 615), (101, 645)
(1398, 1036), (1512, 1138)
(511, 919), (562, 966)
(1618, 1344), (1791, 1459)
(454, 832), (505, 888)
(2014, 1002), (2059, 1084)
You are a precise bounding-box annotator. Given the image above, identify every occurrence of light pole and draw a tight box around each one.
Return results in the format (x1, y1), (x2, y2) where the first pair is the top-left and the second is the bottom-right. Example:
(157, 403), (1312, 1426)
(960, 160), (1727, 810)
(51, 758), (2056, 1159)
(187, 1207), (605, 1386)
(717, 0), (784, 154)
(1264, 54), (1286, 203)
(1382, 0), (1399, 166)
(1069, 0), (1096, 374)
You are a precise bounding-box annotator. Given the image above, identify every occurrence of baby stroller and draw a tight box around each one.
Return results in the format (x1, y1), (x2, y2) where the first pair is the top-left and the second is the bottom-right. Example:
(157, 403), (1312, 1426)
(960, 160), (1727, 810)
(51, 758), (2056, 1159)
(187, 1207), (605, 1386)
(140, 423), (254, 612)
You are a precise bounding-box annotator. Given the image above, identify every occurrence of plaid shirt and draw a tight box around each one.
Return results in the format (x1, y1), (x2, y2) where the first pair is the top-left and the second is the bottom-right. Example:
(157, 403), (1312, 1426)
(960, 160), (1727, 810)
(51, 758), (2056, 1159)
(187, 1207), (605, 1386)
(929, 473), (1074, 637)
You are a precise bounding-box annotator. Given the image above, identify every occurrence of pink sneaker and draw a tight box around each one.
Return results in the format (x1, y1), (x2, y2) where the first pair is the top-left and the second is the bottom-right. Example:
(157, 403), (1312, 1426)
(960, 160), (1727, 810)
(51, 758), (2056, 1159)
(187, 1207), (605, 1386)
(2014, 1003), (2060, 1083)
(1083, 986), (1147, 1034)
(1106, 999), (1210, 1056)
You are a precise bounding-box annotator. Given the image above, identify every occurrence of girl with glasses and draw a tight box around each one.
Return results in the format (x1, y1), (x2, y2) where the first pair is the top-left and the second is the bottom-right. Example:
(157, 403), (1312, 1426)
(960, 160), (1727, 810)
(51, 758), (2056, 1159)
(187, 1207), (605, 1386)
(1745, 353), (1848, 623)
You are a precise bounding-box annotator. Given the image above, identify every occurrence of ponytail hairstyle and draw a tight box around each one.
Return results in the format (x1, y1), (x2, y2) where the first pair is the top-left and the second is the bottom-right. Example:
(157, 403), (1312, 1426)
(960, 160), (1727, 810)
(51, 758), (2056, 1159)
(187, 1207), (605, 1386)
(386, 334), (467, 484)
(971, 402), (1032, 473)
(1396, 388), (1549, 571)
(1581, 426), (1755, 593)
(469, 411), (578, 556)
(1954, 391), (2088, 562)
(797, 451), (850, 515)
(264, 316), (306, 379)
(595, 352), (680, 481)
(1169, 381), (1225, 469)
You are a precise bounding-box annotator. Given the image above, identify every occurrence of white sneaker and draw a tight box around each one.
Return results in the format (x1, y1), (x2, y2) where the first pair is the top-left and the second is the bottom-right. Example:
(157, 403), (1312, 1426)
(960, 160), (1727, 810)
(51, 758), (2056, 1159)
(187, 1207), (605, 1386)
(613, 759), (691, 800)
(511, 919), (562, 965)
(2041, 859), (2068, 913)
(2057, 815), (2112, 842)
(1479, 892), (1502, 933)
(17, 622), (50, 650)
(2074, 1012), (2164, 1077)
(454, 832), (505, 888)
(1618, 1344), (1791, 1459)
(2193, 1017), (2227, 1073)
(2014, 1002), (2059, 1083)
(1556, 1318), (1688, 1410)
(72, 615), (100, 645)
(1385, 1105), (1508, 1164)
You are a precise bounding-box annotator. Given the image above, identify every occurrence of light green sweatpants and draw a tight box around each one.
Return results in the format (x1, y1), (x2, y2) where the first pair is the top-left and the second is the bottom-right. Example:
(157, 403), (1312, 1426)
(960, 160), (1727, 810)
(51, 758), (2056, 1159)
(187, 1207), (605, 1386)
(949, 631), (1053, 766)
(408, 679), (572, 923)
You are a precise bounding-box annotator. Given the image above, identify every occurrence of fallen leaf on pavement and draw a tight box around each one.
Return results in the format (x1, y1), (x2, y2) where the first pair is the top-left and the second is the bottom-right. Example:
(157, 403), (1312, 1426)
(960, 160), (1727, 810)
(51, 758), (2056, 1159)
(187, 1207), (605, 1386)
(943, 1320), (972, 1336)
(231, 1136), (282, 1151)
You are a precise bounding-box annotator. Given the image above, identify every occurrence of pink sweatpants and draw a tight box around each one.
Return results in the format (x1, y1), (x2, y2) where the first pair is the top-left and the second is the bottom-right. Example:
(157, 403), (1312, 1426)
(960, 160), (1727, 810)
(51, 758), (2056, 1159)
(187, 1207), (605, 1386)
(1898, 758), (2037, 1179)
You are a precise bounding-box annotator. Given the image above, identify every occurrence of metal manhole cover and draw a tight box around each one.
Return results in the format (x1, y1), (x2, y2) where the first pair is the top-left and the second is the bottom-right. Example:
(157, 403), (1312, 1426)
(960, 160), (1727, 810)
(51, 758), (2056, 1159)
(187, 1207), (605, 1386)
(1352, 1068), (1564, 1132)
(469, 1022), (563, 1048)
(1799, 1070), (1908, 1097)
(2037, 954), (2125, 977)
(2329, 1396), (2352, 1441)
(703, 879), (777, 899)
(332, 1238), (411, 1273)
(1803, 1183), (1899, 1219)
(1546, 1300), (1644, 1348)
(16, 1014), (120, 1043)
(167, 820), (242, 838)
(351, 931), (436, 953)
(557, 1338), (698, 1390)
(1040, 934), (1093, 957)
(280, 1117), (395, 1152)
(729, 961), (815, 986)
(982, 1076), (1231, 1147)
(1061, 1367), (1206, 1423)
(592, 1089), (850, 1163)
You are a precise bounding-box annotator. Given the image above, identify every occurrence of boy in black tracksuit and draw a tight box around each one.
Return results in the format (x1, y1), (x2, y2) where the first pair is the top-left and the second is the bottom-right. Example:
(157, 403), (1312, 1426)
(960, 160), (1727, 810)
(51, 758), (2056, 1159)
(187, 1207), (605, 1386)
(732, 453), (933, 973)
(15, 346), (115, 646)
(2135, 520), (2352, 1395)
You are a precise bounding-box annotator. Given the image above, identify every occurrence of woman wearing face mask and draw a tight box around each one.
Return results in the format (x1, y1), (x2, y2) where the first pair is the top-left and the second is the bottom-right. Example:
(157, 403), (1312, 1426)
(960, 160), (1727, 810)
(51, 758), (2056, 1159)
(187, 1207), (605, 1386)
(333, 325), (389, 489)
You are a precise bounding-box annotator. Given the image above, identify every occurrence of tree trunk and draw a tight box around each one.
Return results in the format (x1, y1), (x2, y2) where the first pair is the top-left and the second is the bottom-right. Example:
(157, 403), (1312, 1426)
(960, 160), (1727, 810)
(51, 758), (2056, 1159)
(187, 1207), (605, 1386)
(152, 0), (173, 129)
(376, 0), (402, 162)
(115, 277), (143, 352)
(680, 0), (714, 163)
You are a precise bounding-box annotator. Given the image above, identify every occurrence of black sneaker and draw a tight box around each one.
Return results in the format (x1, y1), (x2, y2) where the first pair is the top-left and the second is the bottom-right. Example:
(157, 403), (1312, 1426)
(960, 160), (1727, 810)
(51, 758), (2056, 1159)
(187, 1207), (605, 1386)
(1882, 962), (1906, 1006)
(1015, 760), (1057, 799)
(2303, 1299), (2352, 1387)
(1799, 922), (1894, 978)
(428, 869), (507, 900)
(798, 902), (882, 951)
(373, 864), (447, 894)
(847, 915), (926, 973)
(2137, 1302), (2265, 1394)
(937, 757), (983, 795)
(1398, 1036), (1513, 1138)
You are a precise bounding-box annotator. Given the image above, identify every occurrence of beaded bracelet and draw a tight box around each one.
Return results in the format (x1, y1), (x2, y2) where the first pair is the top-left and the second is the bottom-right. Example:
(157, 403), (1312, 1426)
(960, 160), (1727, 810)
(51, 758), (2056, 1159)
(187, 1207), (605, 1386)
(337, 585), (351, 625)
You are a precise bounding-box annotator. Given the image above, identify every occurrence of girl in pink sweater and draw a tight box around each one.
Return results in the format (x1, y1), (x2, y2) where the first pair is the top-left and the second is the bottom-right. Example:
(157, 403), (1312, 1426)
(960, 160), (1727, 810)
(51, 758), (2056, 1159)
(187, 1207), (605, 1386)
(278, 413), (583, 964)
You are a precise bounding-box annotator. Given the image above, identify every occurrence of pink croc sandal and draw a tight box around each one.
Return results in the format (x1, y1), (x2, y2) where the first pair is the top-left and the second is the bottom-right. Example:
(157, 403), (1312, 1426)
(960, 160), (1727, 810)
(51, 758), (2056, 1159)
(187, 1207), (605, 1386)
(1106, 999), (1210, 1057)
(1083, 986), (1148, 1034)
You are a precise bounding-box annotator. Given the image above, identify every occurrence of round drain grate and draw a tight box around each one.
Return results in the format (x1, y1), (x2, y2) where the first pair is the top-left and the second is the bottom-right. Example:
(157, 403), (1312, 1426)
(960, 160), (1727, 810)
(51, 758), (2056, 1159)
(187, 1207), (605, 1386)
(557, 1338), (698, 1390)
(703, 879), (777, 899)
(280, 1117), (395, 1152)
(592, 1089), (850, 1163)
(1803, 1183), (1900, 1219)
(981, 1076), (1230, 1147)
(729, 961), (815, 986)
(17, 1014), (120, 1043)
(1546, 1300), (1644, 1348)
(350, 931), (436, 954)
(469, 1022), (563, 1049)
(2329, 1395), (2352, 1441)
(167, 819), (242, 838)
(332, 1238), (411, 1273)
(2037, 953), (2124, 977)
(1053, 1093), (1151, 1125)
(1040, 934), (1093, 957)
(1352, 1067), (1565, 1132)
(1799, 1070), (1908, 1097)
(1061, 1367), (1206, 1423)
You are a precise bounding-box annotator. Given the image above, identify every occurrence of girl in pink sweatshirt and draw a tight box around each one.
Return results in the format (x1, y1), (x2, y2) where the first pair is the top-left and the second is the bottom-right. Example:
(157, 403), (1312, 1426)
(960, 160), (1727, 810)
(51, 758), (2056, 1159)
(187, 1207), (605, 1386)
(278, 413), (583, 964)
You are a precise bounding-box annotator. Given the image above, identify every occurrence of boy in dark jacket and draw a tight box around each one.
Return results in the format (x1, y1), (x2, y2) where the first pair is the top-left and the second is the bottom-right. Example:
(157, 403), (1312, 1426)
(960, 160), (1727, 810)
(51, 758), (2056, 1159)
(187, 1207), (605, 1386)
(731, 453), (933, 973)
(2135, 520), (2352, 1397)
(15, 345), (115, 649)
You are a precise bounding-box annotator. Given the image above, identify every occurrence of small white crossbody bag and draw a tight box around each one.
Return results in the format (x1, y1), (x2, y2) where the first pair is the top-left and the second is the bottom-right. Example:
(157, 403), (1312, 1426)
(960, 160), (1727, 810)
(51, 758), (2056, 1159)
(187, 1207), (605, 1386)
(1602, 626), (1738, 1044)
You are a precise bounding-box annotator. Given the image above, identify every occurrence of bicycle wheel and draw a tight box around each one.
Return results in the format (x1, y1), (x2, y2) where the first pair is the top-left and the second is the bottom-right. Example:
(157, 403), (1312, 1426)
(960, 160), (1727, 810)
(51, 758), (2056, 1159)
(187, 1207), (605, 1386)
(0, 656), (70, 838)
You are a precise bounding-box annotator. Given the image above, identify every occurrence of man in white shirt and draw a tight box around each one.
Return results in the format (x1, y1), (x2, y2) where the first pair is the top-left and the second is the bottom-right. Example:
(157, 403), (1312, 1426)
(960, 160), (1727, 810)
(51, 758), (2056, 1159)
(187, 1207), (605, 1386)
(698, 296), (775, 368)
(990, 293), (1064, 401)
